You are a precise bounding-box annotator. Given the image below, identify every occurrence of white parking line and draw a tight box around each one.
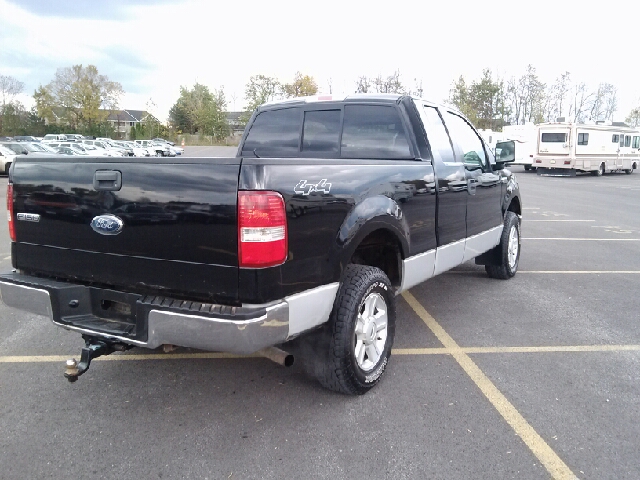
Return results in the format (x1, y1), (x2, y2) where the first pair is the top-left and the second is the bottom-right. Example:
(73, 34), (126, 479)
(523, 238), (640, 241)
(527, 220), (595, 222)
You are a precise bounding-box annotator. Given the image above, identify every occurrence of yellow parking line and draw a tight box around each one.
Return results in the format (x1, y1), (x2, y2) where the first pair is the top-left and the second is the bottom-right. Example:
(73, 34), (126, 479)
(3, 344), (639, 363)
(401, 291), (576, 480)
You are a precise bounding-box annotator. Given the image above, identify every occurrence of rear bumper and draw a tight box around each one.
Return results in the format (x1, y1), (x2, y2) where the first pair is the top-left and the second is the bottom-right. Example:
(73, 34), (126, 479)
(536, 167), (576, 176)
(0, 272), (339, 354)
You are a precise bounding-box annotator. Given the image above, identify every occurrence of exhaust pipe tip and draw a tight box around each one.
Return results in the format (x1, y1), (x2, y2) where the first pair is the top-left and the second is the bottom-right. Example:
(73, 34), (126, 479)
(257, 346), (294, 367)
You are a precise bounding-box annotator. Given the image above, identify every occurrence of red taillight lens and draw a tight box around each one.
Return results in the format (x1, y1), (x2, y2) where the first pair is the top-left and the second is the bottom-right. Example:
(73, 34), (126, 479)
(238, 191), (287, 268)
(535, 160), (542, 164)
(7, 183), (15, 242)
(564, 160), (571, 165)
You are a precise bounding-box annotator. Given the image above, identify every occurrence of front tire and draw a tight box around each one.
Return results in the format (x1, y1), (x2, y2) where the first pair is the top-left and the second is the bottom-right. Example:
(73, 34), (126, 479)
(485, 211), (520, 280)
(592, 163), (605, 176)
(311, 265), (396, 395)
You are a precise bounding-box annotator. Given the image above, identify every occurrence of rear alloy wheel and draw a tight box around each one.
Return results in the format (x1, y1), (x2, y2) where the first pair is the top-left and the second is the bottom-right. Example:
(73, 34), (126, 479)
(155, 151), (163, 157)
(485, 211), (520, 280)
(309, 264), (396, 395)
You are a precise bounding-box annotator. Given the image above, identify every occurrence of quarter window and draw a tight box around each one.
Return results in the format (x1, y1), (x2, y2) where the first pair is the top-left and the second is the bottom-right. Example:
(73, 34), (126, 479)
(624, 135), (631, 147)
(341, 105), (411, 159)
(242, 108), (300, 157)
(302, 110), (341, 154)
(577, 133), (589, 145)
(443, 112), (488, 170)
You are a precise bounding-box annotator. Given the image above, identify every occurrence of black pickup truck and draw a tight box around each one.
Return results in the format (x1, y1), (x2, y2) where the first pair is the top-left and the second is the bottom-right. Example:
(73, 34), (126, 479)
(0, 94), (521, 395)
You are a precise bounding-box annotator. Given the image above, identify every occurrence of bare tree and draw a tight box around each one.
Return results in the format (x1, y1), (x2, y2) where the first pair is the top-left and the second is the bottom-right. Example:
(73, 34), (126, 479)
(372, 70), (404, 94)
(0, 75), (25, 133)
(568, 82), (593, 123)
(355, 76), (371, 93)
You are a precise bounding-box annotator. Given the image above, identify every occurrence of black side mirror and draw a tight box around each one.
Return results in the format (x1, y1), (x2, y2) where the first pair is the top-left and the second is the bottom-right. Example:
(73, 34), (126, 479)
(494, 140), (515, 169)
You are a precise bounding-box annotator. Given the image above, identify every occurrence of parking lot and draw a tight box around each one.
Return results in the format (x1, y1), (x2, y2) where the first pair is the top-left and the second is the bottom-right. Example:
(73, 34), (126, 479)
(1, 156), (639, 480)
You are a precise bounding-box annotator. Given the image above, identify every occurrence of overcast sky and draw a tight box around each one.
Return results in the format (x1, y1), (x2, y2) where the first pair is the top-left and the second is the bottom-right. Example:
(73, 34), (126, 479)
(2, 0), (639, 123)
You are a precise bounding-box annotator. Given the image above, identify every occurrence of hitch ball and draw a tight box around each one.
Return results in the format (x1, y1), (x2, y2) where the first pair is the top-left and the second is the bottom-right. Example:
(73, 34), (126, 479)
(64, 359), (79, 382)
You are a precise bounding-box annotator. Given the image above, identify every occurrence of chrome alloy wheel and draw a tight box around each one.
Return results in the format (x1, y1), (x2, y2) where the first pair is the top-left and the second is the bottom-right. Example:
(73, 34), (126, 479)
(507, 224), (519, 270)
(354, 292), (388, 372)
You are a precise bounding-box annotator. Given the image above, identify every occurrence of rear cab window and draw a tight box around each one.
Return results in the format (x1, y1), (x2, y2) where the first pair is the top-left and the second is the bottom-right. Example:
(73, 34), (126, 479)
(541, 132), (567, 143)
(241, 102), (413, 159)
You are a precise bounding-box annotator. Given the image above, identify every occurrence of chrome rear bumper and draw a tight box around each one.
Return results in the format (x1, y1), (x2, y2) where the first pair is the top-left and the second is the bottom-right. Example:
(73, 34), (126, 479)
(0, 273), (338, 355)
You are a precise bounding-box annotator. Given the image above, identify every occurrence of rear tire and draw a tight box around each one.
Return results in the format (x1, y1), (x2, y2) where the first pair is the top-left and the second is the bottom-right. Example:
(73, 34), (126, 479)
(524, 165), (531, 171)
(625, 166), (633, 174)
(307, 264), (396, 395)
(485, 211), (520, 280)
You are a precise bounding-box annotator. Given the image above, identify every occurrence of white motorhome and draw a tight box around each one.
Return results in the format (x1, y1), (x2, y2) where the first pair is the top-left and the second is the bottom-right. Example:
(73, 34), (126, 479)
(533, 122), (639, 176)
(477, 129), (507, 154)
(502, 123), (538, 170)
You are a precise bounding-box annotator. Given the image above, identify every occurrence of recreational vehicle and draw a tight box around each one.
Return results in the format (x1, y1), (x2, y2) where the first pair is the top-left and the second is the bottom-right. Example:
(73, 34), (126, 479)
(533, 122), (639, 176)
(503, 123), (538, 170)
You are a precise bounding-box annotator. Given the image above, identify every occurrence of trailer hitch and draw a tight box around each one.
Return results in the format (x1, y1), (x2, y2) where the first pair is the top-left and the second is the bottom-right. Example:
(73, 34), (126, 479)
(64, 336), (131, 383)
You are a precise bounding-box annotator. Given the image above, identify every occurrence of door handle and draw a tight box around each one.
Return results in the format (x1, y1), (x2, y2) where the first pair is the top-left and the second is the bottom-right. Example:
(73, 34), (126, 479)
(93, 170), (122, 191)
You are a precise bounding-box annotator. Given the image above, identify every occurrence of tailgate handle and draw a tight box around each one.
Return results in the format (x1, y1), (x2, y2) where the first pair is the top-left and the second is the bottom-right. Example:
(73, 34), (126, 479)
(93, 170), (122, 191)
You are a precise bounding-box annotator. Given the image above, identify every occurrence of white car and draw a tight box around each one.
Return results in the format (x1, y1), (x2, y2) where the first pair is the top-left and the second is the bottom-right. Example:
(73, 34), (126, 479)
(81, 140), (127, 156)
(0, 145), (17, 175)
(117, 141), (150, 157)
(135, 140), (173, 157)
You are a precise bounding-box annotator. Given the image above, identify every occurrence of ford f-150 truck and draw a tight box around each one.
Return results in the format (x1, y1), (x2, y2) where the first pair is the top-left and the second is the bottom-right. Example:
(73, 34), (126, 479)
(0, 94), (521, 395)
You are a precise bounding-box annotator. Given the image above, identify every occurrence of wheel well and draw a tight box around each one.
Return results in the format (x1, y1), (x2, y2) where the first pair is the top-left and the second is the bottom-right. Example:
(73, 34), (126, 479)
(349, 229), (402, 288)
(507, 196), (521, 216)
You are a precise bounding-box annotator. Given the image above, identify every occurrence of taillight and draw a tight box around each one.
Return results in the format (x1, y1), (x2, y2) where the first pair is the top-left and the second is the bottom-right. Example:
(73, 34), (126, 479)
(238, 191), (287, 268)
(564, 160), (571, 165)
(7, 183), (15, 241)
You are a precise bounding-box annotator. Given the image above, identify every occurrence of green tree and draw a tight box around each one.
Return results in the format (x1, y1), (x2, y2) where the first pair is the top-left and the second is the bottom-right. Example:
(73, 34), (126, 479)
(33, 65), (123, 133)
(240, 75), (281, 125)
(449, 70), (507, 129)
(282, 72), (318, 98)
(169, 83), (229, 140)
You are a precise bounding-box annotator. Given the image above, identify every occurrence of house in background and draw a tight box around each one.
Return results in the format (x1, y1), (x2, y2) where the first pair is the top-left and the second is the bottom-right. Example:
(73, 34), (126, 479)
(106, 110), (159, 139)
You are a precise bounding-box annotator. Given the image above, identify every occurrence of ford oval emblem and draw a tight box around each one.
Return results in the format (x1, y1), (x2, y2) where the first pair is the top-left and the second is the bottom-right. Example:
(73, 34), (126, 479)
(90, 214), (124, 235)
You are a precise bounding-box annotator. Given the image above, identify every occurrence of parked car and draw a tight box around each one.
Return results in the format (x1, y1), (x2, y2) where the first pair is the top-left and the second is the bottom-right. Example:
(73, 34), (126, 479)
(64, 134), (84, 141)
(153, 137), (175, 146)
(1, 141), (57, 156)
(43, 134), (68, 141)
(135, 140), (173, 156)
(13, 136), (40, 142)
(56, 146), (88, 155)
(0, 144), (17, 174)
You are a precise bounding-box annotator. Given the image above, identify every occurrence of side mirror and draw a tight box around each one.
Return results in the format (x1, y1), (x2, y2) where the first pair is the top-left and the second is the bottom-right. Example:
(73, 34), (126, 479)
(494, 140), (515, 169)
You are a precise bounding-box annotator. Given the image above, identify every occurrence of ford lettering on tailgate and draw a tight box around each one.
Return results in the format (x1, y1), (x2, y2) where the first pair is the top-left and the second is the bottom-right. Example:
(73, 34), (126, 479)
(91, 215), (124, 235)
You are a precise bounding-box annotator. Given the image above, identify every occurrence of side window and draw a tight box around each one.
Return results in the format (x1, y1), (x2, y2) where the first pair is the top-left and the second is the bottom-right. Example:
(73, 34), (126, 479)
(633, 136), (640, 149)
(341, 105), (411, 159)
(612, 134), (619, 143)
(302, 110), (340, 154)
(578, 133), (589, 145)
(419, 105), (456, 164)
(242, 108), (300, 157)
(624, 135), (631, 147)
(443, 112), (488, 170)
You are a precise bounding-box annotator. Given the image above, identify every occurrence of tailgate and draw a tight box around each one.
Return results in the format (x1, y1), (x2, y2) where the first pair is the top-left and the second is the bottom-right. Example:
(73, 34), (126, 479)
(11, 156), (241, 303)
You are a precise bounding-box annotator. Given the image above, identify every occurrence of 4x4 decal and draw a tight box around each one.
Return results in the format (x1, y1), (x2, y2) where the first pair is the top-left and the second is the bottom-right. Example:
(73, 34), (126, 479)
(294, 179), (332, 196)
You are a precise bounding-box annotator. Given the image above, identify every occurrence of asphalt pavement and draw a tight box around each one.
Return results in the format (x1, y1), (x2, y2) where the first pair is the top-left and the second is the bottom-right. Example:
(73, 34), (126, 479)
(1, 162), (639, 479)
